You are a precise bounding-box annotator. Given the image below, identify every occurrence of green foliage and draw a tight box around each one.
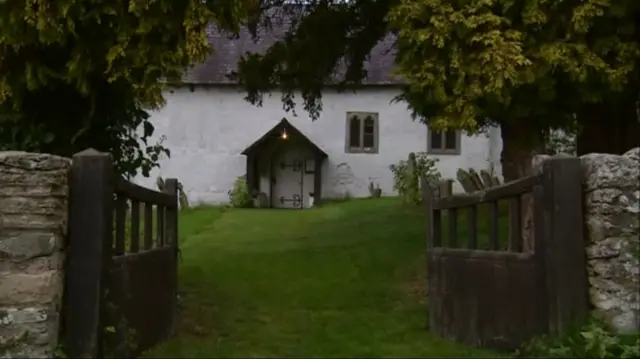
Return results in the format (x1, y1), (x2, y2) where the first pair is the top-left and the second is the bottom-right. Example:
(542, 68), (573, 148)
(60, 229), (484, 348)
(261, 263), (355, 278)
(228, 176), (253, 208)
(236, 0), (640, 174)
(103, 294), (138, 358)
(388, 0), (640, 133)
(235, 0), (392, 120)
(545, 129), (577, 156)
(53, 343), (68, 359)
(389, 152), (442, 205)
(0, 0), (255, 177)
(514, 320), (640, 358)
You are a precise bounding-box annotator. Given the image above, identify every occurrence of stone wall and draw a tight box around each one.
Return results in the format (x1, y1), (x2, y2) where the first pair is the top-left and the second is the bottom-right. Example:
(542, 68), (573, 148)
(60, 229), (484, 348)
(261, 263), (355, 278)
(581, 147), (639, 333)
(0, 153), (70, 358)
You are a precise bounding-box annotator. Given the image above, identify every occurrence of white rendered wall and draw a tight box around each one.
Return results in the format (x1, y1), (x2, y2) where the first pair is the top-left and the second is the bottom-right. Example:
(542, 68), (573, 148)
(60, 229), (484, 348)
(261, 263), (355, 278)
(134, 86), (502, 205)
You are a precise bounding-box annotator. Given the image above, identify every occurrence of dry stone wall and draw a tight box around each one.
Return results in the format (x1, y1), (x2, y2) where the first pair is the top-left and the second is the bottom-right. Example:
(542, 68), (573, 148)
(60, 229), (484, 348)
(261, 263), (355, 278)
(0, 152), (70, 358)
(534, 149), (639, 333)
(581, 147), (639, 333)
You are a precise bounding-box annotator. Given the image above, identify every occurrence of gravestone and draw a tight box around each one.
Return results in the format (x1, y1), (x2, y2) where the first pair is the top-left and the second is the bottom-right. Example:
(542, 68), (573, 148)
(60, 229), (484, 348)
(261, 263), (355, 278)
(479, 169), (496, 188)
(456, 169), (476, 193)
(156, 176), (165, 191)
(467, 168), (485, 190)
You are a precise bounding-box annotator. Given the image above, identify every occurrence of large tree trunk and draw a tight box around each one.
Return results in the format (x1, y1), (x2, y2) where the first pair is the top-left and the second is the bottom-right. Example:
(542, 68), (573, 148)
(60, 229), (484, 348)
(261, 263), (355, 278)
(500, 122), (545, 181)
(500, 121), (545, 253)
(577, 98), (640, 155)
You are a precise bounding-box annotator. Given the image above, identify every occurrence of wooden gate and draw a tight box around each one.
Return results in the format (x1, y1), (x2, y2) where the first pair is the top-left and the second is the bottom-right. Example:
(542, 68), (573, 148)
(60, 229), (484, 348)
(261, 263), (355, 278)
(422, 157), (589, 349)
(64, 149), (180, 358)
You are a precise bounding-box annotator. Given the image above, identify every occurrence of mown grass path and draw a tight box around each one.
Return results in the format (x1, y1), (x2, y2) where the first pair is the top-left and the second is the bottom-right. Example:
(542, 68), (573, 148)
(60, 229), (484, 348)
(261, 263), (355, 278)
(147, 198), (503, 358)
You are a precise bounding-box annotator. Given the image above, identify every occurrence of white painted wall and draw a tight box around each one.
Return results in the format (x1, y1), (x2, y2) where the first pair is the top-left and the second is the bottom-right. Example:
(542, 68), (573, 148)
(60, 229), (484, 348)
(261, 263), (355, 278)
(134, 86), (502, 205)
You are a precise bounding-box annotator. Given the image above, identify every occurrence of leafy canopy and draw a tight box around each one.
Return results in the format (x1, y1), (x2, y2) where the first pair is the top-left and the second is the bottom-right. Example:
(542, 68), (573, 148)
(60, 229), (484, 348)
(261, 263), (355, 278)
(236, 0), (640, 135)
(0, 0), (256, 177)
(388, 0), (640, 132)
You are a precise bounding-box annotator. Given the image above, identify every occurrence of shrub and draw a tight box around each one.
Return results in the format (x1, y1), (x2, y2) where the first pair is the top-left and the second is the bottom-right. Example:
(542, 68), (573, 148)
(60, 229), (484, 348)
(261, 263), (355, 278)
(389, 152), (442, 205)
(545, 129), (577, 156)
(513, 320), (640, 358)
(228, 176), (253, 208)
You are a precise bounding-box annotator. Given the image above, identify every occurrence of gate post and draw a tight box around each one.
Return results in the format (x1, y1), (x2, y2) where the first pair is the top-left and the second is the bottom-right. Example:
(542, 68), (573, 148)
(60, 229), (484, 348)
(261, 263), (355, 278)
(65, 149), (114, 358)
(536, 157), (589, 335)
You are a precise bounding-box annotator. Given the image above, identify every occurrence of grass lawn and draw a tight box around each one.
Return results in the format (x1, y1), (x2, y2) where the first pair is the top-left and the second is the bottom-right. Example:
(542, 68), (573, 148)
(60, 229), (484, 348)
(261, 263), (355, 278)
(145, 197), (508, 358)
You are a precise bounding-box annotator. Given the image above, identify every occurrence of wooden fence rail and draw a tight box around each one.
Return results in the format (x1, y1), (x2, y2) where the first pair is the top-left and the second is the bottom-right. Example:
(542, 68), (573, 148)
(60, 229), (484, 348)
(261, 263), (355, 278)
(64, 148), (179, 358)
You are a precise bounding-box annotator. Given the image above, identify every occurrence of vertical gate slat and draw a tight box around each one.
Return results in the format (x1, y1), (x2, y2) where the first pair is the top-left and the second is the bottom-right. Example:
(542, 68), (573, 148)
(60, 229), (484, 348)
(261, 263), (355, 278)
(489, 201), (500, 250)
(130, 200), (140, 253)
(114, 195), (127, 255)
(156, 205), (166, 247)
(144, 203), (153, 249)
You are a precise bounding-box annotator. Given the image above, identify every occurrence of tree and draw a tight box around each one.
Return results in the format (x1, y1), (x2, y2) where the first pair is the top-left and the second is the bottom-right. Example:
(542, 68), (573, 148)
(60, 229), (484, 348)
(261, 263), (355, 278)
(235, 0), (640, 181)
(0, 0), (255, 177)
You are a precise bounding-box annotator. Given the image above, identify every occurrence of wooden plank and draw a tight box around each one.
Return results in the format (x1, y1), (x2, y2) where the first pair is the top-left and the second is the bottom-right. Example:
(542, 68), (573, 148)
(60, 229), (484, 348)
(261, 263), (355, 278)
(422, 176), (435, 249)
(115, 177), (176, 207)
(130, 200), (140, 253)
(447, 208), (458, 248)
(156, 205), (165, 247)
(65, 148), (114, 358)
(508, 196), (522, 252)
(114, 195), (127, 255)
(434, 174), (540, 210)
(489, 201), (500, 250)
(433, 210), (442, 248)
(538, 157), (588, 335)
(533, 184), (551, 333)
(431, 247), (533, 261)
(144, 202), (154, 249)
(467, 206), (478, 249)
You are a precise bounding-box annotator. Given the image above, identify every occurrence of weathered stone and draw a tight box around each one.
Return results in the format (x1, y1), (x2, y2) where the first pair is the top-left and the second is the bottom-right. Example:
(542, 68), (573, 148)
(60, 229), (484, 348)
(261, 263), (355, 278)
(0, 232), (59, 262)
(0, 254), (65, 275)
(581, 148), (640, 334)
(456, 168), (476, 193)
(0, 307), (48, 325)
(467, 168), (485, 190)
(581, 152), (640, 191)
(0, 197), (67, 215)
(0, 152), (69, 358)
(623, 147), (640, 163)
(0, 271), (62, 305)
(586, 236), (624, 258)
(0, 152), (70, 171)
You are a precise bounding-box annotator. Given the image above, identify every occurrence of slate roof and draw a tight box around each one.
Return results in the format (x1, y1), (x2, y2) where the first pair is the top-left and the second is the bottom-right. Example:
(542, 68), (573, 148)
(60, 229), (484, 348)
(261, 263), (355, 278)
(182, 22), (403, 85)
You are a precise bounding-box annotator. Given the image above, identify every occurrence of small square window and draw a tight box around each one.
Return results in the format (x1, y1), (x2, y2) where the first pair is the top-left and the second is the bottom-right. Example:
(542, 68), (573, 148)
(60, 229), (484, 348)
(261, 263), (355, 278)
(428, 129), (461, 154)
(345, 112), (379, 154)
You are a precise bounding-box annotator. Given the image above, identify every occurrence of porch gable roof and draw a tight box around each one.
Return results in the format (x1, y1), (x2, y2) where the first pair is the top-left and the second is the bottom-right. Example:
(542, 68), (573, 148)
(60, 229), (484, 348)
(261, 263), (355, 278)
(240, 118), (328, 158)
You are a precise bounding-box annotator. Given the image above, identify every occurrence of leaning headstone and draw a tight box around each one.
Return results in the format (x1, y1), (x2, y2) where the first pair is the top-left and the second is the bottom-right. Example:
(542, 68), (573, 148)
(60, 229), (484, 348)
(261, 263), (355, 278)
(467, 168), (485, 190)
(456, 168), (476, 193)
(479, 169), (495, 188)
(156, 176), (165, 191)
